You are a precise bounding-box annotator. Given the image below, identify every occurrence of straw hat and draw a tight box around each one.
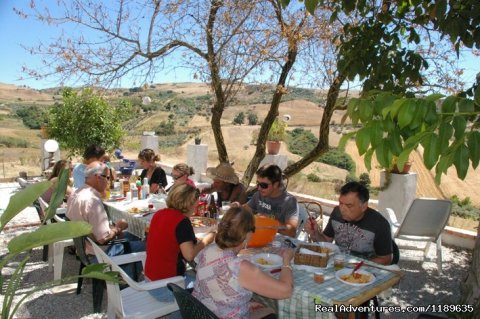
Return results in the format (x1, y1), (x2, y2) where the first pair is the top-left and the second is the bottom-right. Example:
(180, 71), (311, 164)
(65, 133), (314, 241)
(206, 162), (239, 185)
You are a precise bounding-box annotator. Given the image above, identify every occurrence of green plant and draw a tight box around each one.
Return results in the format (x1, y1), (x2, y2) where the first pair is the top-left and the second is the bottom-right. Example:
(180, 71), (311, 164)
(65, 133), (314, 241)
(247, 112), (258, 125)
(307, 173), (321, 182)
(267, 117), (287, 142)
(0, 169), (118, 319)
(233, 112), (245, 125)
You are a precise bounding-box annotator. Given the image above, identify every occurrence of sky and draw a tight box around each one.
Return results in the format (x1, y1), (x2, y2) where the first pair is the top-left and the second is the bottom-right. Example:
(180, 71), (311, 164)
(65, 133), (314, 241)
(0, 1), (478, 90)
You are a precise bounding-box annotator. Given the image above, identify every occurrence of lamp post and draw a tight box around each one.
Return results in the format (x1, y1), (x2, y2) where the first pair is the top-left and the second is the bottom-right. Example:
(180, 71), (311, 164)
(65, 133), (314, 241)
(43, 139), (59, 171)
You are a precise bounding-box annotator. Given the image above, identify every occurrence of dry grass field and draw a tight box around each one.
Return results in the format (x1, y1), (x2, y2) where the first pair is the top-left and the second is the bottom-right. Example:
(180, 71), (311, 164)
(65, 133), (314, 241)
(0, 82), (478, 230)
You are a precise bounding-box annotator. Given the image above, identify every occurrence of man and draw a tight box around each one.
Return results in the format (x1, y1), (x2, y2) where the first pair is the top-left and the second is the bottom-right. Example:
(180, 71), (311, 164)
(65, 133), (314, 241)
(73, 144), (106, 188)
(306, 181), (393, 265)
(67, 161), (145, 274)
(239, 164), (298, 237)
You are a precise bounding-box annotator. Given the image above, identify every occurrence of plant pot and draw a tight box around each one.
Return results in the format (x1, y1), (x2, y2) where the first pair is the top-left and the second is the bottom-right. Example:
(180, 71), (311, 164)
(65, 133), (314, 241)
(266, 141), (281, 155)
(391, 161), (412, 174)
(194, 137), (201, 145)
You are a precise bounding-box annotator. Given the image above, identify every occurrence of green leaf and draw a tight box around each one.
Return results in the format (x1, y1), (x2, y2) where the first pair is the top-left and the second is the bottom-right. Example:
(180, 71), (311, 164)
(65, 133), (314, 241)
(358, 99), (373, 123)
(397, 148), (413, 172)
(438, 122), (453, 154)
(355, 127), (371, 155)
(389, 130), (403, 156)
(397, 100), (416, 129)
(364, 148), (374, 171)
(305, 0), (318, 14)
(338, 131), (356, 151)
(475, 85), (480, 106)
(7, 221), (92, 255)
(435, 153), (453, 184)
(453, 144), (469, 179)
(467, 131), (480, 169)
(425, 93), (445, 102)
(452, 116), (467, 140)
(0, 180), (52, 231)
(424, 102), (439, 125)
(382, 98), (405, 119)
(375, 139), (392, 169)
(441, 96), (457, 114)
(409, 99), (427, 130)
(458, 98), (474, 113)
(46, 168), (69, 220)
(422, 133), (439, 169)
(347, 98), (360, 125)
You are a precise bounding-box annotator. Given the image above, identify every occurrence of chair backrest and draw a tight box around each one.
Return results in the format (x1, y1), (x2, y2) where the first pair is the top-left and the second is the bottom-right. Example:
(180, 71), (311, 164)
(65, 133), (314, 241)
(73, 235), (95, 268)
(167, 283), (219, 319)
(396, 198), (452, 240)
(297, 200), (323, 240)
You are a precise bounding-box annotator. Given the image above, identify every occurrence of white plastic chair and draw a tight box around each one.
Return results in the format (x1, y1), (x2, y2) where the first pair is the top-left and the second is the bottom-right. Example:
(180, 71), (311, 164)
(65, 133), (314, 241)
(39, 197), (75, 280)
(387, 198), (452, 274)
(87, 238), (184, 319)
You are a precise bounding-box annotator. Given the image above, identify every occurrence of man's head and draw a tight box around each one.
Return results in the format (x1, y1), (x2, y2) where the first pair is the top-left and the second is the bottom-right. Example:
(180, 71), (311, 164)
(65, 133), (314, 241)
(255, 164), (283, 198)
(338, 182), (369, 222)
(83, 144), (106, 163)
(84, 161), (110, 193)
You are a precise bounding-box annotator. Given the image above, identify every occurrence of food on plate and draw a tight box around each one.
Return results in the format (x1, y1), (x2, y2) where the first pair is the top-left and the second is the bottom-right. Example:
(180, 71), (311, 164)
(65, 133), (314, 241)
(256, 257), (273, 265)
(340, 273), (372, 284)
(190, 217), (216, 228)
(128, 207), (147, 214)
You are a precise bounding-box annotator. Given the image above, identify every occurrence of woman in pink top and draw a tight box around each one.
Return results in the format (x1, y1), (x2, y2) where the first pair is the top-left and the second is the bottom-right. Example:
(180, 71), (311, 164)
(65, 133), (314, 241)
(193, 207), (294, 319)
(166, 163), (196, 192)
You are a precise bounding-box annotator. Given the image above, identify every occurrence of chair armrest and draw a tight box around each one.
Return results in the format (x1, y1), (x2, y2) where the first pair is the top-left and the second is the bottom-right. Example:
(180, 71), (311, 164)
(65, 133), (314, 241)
(129, 276), (185, 291)
(110, 251), (146, 265)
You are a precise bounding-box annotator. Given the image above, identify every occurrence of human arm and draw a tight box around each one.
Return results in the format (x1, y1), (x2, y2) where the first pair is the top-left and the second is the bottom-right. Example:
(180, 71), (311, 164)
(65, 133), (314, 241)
(278, 218), (297, 237)
(229, 183), (247, 204)
(238, 248), (294, 299)
(176, 218), (215, 261)
(149, 167), (167, 194)
(305, 217), (333, 242)
(96, 219), (128, 245)
(371, 215), (394, 265)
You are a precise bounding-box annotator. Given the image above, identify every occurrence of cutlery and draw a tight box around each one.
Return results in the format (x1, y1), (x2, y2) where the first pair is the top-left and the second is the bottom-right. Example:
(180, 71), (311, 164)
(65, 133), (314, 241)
(351, 261), (364, 278)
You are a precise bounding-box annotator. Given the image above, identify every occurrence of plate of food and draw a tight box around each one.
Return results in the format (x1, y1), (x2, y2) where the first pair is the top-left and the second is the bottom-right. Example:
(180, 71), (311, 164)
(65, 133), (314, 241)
(335, 268), (376, 286)
(190, 217), (217, 234)
(128, 207), (148, 215)
(251, 253), (283, 270)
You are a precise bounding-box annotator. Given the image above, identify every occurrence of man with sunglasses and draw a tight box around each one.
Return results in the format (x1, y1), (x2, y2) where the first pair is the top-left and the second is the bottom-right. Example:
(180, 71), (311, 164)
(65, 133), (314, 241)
(67, 161), (146, 276)
(238, 164), (299, 237)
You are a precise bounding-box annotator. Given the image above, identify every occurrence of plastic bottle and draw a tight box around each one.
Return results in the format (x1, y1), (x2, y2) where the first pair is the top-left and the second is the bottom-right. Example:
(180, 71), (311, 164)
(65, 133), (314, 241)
(130, 183), (138, 201)
(136, 179), (142, 200)
(122, 177), (130, 197)
(142, 177), (150, 199)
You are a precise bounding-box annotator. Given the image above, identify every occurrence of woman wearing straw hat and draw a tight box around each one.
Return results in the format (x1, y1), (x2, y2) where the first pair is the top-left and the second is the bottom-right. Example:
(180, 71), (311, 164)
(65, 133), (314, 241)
(203, 162), (247, 207)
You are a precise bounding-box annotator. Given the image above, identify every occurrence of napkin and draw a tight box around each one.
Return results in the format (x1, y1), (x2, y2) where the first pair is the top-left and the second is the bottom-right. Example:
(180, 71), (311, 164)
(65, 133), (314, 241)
(299, 247), (326, 256)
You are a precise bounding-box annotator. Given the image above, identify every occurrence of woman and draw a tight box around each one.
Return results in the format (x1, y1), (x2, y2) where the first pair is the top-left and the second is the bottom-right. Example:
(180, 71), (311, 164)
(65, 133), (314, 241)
(42, 159), (73, 204)
(204, 162), (247, 207)
(166, 163), (196, 192)
(144, 184), (216, 306)
(138, 148), (168, 194)
(193, 207), (294, 319)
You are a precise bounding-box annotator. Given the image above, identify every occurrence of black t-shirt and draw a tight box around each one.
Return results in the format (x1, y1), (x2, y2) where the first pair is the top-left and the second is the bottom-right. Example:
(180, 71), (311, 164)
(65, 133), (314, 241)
(175, 218), (197, 275)
(324, 207), (392, 259)
(140, 166), (168, 189)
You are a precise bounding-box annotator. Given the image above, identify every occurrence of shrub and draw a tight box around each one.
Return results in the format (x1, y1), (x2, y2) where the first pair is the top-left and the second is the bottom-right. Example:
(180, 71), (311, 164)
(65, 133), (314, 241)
(247, 112), (258, 125)
(15, 106), (48, 129)
(319, 148), (356, 173)
(0, 136), (29, 148)
(307, 173), (321, 182)
(359, 173), (371, 189)
(450, 195), (480, 220)
(345, 173), (358, 183)
(155, 120), (175, 136)
(233, 112), (245, 125)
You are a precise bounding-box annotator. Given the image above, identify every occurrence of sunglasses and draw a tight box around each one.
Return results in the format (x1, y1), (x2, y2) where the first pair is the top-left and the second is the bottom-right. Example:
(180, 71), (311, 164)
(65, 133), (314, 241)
(256, 182), (271, 189)
(172, 174), (184, 180)
(98, 174), (110, 180)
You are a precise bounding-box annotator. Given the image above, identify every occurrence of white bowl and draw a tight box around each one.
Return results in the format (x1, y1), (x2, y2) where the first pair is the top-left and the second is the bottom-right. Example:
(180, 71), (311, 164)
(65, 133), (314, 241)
(251, 253), (283, 270)
(335, 268), (376, 286)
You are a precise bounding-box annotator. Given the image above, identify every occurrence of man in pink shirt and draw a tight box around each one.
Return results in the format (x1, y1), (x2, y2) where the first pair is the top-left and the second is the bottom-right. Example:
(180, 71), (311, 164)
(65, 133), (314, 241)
(67, 161), (145, 276)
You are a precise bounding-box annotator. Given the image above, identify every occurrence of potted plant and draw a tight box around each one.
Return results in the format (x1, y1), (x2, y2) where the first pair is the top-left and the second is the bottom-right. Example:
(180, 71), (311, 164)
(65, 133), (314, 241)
(194, 135), (202, 145)
(266, 117), (287, 155)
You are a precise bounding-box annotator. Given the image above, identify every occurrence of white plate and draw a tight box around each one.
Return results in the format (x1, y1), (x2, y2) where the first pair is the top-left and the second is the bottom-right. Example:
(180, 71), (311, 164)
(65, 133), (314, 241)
(251, 253), (283, 270)
(311, 242), (340, 254)
(335, 268), (376, 286)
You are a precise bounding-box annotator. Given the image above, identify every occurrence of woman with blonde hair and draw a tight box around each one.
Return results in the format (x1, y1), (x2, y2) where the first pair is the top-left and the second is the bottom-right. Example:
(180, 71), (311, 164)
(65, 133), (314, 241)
(167, 163), (196, 191)
(193, 207), (294, 319)
(138, 148), (167, 194)
(144, 183), (215, 313)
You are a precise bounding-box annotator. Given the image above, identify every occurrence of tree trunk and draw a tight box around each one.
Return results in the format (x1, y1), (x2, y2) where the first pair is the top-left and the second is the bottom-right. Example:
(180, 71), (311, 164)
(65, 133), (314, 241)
(460, 226), (480, 318)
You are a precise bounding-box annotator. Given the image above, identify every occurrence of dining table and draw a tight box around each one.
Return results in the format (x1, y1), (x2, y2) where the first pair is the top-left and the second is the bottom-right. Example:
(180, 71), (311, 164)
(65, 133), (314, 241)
(242, 236), (403, 319)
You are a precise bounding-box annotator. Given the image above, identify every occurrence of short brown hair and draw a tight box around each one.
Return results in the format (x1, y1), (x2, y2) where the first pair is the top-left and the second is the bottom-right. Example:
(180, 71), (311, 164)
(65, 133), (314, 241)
(216, 207), (255, 249)
(138, 148), (160, 162)
(173, 163), (194, 176)
(166, 183), (199, 214)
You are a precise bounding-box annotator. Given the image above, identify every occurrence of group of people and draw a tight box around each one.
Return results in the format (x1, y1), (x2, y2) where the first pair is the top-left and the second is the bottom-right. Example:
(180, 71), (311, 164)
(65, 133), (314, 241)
(43, 142), (394, 319)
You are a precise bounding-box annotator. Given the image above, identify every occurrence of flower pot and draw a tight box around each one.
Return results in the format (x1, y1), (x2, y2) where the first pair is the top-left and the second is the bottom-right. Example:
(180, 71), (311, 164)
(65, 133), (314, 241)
(391, 161), (412, 174)
(194, 137), (202, 145)
(266, 141), (281, 155)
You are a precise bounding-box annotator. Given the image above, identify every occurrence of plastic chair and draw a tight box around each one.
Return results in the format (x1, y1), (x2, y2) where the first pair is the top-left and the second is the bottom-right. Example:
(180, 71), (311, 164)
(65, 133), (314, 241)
(88, 238), (184, 319)
(388, 198), (452, 274)
(38, 197), (75, 280)
(297, 200), (323, 241)
(167, 283), (219, 319)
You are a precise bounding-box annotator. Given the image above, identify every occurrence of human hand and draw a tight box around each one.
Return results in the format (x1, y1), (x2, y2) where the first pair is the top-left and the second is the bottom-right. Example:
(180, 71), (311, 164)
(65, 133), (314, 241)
(202, 231), (216, 245)
(280, 248), (295, 264)
(305, 216), (318, 235)
(115, 219), (128, 231)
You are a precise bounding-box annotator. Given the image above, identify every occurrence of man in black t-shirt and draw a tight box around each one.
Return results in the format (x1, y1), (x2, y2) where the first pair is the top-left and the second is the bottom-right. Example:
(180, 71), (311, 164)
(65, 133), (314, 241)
(306, 182), (392, 265)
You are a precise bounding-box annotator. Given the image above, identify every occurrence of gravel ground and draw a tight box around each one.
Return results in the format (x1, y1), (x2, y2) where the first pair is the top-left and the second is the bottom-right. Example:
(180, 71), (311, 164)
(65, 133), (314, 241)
(0, 183), (471, 319)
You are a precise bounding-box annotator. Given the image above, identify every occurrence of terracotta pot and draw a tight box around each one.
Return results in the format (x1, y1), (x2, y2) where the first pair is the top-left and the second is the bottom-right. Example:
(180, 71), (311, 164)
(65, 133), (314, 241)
(247, 215), (279, 248)
(391, 161), (412, 174)
(266, 141), (281, 155)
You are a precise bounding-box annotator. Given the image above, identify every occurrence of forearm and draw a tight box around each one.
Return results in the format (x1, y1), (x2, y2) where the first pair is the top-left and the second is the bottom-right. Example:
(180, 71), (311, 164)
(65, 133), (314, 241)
(371, 254), (392, 265)
(97, 226), (122, 245)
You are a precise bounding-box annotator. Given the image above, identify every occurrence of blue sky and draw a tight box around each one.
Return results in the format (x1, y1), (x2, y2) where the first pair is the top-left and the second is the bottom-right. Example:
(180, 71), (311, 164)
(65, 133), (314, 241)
(0, 1), (478, 90)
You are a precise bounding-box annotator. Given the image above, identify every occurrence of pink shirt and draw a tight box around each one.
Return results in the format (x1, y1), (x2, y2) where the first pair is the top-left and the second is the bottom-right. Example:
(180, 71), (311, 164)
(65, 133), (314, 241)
(66, 185), (110, 255)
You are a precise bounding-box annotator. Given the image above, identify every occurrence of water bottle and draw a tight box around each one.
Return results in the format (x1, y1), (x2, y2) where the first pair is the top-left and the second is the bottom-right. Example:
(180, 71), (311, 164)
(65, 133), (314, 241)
(130, 183), (138, 201)
(142, 178), (150, 199)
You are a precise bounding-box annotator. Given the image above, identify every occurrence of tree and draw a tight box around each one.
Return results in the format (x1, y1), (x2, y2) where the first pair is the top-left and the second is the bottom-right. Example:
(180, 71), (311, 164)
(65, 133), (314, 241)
(47, 88), (124, 156)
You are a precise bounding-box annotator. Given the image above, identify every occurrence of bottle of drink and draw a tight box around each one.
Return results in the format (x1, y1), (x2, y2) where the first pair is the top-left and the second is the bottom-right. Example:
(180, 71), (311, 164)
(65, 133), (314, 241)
(136, 179), (142, 200)
(208, 196), (217, 219)
(142, 177), (150, 199)
(130, 183), (138, 201)
(122, 177), (130, 197)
